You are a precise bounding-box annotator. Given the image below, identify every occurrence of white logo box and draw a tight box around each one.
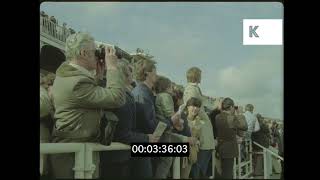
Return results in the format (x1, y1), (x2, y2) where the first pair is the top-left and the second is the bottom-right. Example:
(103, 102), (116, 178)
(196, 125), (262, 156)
(243, 19), (283, 45)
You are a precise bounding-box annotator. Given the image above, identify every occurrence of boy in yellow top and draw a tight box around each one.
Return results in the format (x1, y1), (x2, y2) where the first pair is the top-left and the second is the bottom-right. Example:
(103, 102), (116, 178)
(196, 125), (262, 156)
(183, 67), (215, 178)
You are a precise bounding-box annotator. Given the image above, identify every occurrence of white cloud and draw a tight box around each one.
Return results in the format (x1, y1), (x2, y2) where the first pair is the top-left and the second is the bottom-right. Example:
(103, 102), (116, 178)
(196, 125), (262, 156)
(213, 57), (283, 119)
(217, 56), (282, 98)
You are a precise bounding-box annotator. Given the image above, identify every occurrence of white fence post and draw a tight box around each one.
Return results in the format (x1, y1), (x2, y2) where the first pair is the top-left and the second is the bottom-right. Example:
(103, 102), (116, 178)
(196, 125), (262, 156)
(173, 157), (180, 179)
(238, 143), (241, 179)
(263, 149), (268, 179)
(84, 144), (96, 179)
(73, 144), (86, 179)
(211, 149), (215, 179)
(233, 157), (237, 179)
(249, 140), (253, 175)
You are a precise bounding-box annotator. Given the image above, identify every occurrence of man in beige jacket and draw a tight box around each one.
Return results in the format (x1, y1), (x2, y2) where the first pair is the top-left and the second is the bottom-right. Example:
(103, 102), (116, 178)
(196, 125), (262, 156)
(50, 32), (126, 178)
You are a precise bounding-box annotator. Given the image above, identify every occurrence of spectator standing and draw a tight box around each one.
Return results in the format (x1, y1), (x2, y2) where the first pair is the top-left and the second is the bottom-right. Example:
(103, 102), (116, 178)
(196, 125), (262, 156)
(183, 67), (215, 178)
(100, 61), (159, 179)
(215, 97), (247, 179)
(252, 116), (271, 176)
(153, 76), (177, 178)
(50, 32), (126, 178)
(131, 58), (181, 178)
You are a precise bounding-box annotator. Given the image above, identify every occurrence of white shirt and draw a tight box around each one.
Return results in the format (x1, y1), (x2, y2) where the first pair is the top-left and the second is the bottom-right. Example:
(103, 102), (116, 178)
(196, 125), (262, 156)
(244, 111), (260, 139)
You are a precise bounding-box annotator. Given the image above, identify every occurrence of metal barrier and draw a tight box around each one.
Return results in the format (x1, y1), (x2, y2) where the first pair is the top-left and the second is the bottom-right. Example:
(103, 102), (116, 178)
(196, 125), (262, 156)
(234, 139), (254, 179)
(231, 140), (283, 179)
(252, 141), (283, 179)
(40, 141), (186, 179)
(84, 142), (131, 179)
(173, 157), (181, 179)
(40, 143), (86, 179)
(40, 140), (282, 179)
(40, 142), (131, 179)
(211, 149), (216, 179)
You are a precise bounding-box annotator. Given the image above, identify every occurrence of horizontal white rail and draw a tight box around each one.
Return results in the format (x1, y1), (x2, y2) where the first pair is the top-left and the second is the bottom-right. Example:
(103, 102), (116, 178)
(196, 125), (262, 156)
(40, 143), (85, 154)
(40, 143), (86, 179)
(252, 142), (283, 161)
(85, 142), (131, 151)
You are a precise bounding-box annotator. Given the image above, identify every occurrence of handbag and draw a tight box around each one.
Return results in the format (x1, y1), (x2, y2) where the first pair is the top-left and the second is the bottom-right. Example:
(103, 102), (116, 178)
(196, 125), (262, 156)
(189, 144), (199, 164)
(99, 111), (119, 146)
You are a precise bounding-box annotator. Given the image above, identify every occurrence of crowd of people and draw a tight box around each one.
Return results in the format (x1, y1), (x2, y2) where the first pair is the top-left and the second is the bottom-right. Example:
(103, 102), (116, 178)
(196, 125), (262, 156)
(40, 11), (76, 42)
(40, 31), (284, 179)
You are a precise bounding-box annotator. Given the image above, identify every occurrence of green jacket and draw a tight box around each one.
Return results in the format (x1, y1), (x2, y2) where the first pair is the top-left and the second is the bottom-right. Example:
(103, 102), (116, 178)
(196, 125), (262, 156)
(51, 62), (126, 142)
(155, 92), (175, 122)
(183, 83), (215, 150)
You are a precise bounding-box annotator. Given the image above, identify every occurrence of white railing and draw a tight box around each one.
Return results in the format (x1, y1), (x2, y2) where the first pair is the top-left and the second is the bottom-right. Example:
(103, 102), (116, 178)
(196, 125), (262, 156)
(231, 140), (283, 179)
(40, 143), (86, 179)
(84, 142), (131, 179)
(211, 148), (216, 179)
(40, 16), (71, 43)
(40, 140), (283, 179)
(40, 134), (216, 179)
(252, 141), (283, 179)
(40, 142), (131, 179)
(173, 157), (181, 179)
(234, 139), (254, 179)
(40, 142), (186, 179)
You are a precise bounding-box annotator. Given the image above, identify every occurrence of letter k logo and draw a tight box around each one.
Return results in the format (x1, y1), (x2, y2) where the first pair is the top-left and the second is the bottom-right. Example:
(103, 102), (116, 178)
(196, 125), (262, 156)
(249, 26), (259, 38)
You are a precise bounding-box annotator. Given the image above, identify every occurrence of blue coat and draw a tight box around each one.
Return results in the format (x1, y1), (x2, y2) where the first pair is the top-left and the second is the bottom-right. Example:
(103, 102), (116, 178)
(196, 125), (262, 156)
(112, 90), (148, 144)
(132, 83), (173, 134)
(101, 90), (148, 163)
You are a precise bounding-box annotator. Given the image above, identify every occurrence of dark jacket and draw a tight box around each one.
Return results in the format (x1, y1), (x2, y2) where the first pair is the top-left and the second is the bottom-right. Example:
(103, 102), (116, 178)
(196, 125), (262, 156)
(132, 82), (173, 134)
(172, 112), (191, 137)
(252, 121), (270, 151)
(272, 127), (283, 155)
(209, 109), (221, 139)
(101, 90), (148, 164)
(215, 111), (247, 158)
(112, 90), (149, 144)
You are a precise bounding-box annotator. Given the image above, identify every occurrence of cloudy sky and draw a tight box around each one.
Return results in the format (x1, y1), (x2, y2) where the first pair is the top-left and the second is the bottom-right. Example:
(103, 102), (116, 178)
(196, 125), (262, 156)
(40, 2), (283, 120)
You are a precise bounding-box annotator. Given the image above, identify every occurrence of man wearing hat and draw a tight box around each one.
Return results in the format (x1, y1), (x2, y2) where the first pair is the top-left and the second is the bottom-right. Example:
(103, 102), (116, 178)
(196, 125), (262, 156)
(215, 97), (248, 179)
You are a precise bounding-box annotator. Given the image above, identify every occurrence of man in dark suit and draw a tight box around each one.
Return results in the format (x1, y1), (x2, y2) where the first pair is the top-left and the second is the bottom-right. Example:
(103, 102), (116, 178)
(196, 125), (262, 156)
(215, 97), (248, 179)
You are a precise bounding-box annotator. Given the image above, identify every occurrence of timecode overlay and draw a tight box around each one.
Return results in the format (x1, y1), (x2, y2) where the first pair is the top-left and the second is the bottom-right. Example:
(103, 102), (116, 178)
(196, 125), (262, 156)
(131, 143), (189, 157)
